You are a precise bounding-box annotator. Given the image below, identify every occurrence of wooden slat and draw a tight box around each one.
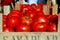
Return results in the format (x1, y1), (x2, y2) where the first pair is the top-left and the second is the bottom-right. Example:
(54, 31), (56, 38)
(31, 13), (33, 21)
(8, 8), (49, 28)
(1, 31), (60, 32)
(52, 0), (56, 5)
(58, 13), (60, 32)
(43, 5), (50, 15)
(52, 4), (58, 15)
(19, 0), (23, 4)
(47, 0), (52, 7)
(15, 3), (20, 10)
(0, 13), (2, 32)
(3, 5), (10, 15)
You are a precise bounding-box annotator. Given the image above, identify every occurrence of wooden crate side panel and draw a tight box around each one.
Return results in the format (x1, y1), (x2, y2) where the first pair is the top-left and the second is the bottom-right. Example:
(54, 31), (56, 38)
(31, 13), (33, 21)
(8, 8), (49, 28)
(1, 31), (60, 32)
(52, 4), (58, 15)
(0, 13), (2, 32)
(58, 14), (60, 32)
(43, 5), (50, 15)
(0, 32), (60, 40)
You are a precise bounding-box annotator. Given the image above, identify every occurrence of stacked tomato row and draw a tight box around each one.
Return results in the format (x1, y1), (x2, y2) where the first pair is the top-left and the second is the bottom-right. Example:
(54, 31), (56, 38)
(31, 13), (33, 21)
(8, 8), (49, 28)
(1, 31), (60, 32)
(3, 4), (58, 32)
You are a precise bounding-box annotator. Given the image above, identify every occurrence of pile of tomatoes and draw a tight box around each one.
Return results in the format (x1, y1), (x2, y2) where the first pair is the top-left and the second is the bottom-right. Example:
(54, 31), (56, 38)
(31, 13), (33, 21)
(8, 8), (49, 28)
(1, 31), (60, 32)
(3, 4), (58, 32)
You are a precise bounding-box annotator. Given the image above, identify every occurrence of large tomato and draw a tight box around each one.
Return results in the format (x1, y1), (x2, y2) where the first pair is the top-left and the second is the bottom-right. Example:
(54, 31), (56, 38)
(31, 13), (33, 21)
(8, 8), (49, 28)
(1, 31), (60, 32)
(16, 24), (31, 32)
(32, 23), (48, 32)
(7, 17), (20, 28)
(25, 11), (36, 19)
(21, 16), (33, 25)
(7, 10), (23, 18)
(34, 15), (49, 23)
(3, 27), (14, 32)
(48, 23), (57, 32)
(3, 15), (7, 22)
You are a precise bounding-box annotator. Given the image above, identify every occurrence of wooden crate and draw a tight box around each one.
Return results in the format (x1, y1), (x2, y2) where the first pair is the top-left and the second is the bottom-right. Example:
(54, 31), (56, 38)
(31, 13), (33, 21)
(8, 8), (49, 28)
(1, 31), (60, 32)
(0, 0), (60, 40)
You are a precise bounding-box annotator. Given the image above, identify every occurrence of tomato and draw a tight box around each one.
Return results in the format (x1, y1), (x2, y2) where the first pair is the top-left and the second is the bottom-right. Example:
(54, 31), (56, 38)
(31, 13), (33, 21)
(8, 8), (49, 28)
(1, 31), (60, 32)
(2, 0), (12, 6)
(16, 24), (31, 32)
(21, 16), (33, 25)
(37, 4), (43, 12)
(50, 15), (58, 23)
(48, 23), (57, 32)
(45, 15), (51, 19)
(32, 23), (48, 32)
(3, 15), (7, 22)
(37, 11), (44, 16)
(3, 27), (14, 32)
(34, 15), (49, 23)
(7, 17), (20, 28)
(25, 11), (36, 19)
(8, 10), (23, 18)
(31, 4), (36, 8)
(3, 21), (7, 28)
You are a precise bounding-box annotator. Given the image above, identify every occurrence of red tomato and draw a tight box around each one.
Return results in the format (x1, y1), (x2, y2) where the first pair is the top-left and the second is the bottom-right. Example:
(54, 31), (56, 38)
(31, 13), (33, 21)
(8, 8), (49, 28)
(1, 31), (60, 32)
(37, 4), (43, 12)
(37, 11), (44, 16)
(2, 0), (12, 6)
(8, 10), (23, 18)
(7, 17), (20, 28)
(32, 23), (48, 32)
(21, 16), (33, 25)
(31, 4), (36, 8)
(34, 15), (49, 23)
(16, 24), (31, 32)
(3, 22), (7, 28)
(3, 27), (14, 32)
(48, 23), (57, 32)
(50, 15), (58, 23)
(25, 11), (36, 19)
(45, 15), (51, 19)
(3, 15), (7, 22)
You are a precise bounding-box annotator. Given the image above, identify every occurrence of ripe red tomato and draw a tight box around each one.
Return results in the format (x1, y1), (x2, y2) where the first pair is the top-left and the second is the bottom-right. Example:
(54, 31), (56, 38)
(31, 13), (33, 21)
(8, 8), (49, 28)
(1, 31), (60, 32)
(50, 15), (58, 22)
(37, 4), (43, 12)
(25, 11), (36, 19)
(8, 10), (23, 18)
(21, 16), (33, 25)
(3, 22), (7, 28)
(31, 4), (36, 8)
(3, 27), (14, 32)
(37, 11), (44, 16)
(45, 15), (51, 19)
(32, 23), (48, 32)
(16, 24), (31, 32)
(3, 15), (7, 22)
(48, 23), (57, 32)
(7, 17), (20, 28)
(34, 15), (49, 23)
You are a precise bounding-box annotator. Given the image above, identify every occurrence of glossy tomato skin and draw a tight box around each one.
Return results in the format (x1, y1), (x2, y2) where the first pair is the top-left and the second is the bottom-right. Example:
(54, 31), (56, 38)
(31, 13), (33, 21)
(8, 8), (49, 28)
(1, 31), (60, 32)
(32, 23), (48, 32)
(16, 24), (31, 32)
(48, 23), (57, 32)
(3, 15), (7, 22)
(3, 21), (7, 28)
(34, 15), (49, 23)
(25, 11), (36, 19)
(21, 16), (33, 25)
(7, 17), (20, 28)
(3, 27), (14, 32)
(7, 10), (23, 18)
